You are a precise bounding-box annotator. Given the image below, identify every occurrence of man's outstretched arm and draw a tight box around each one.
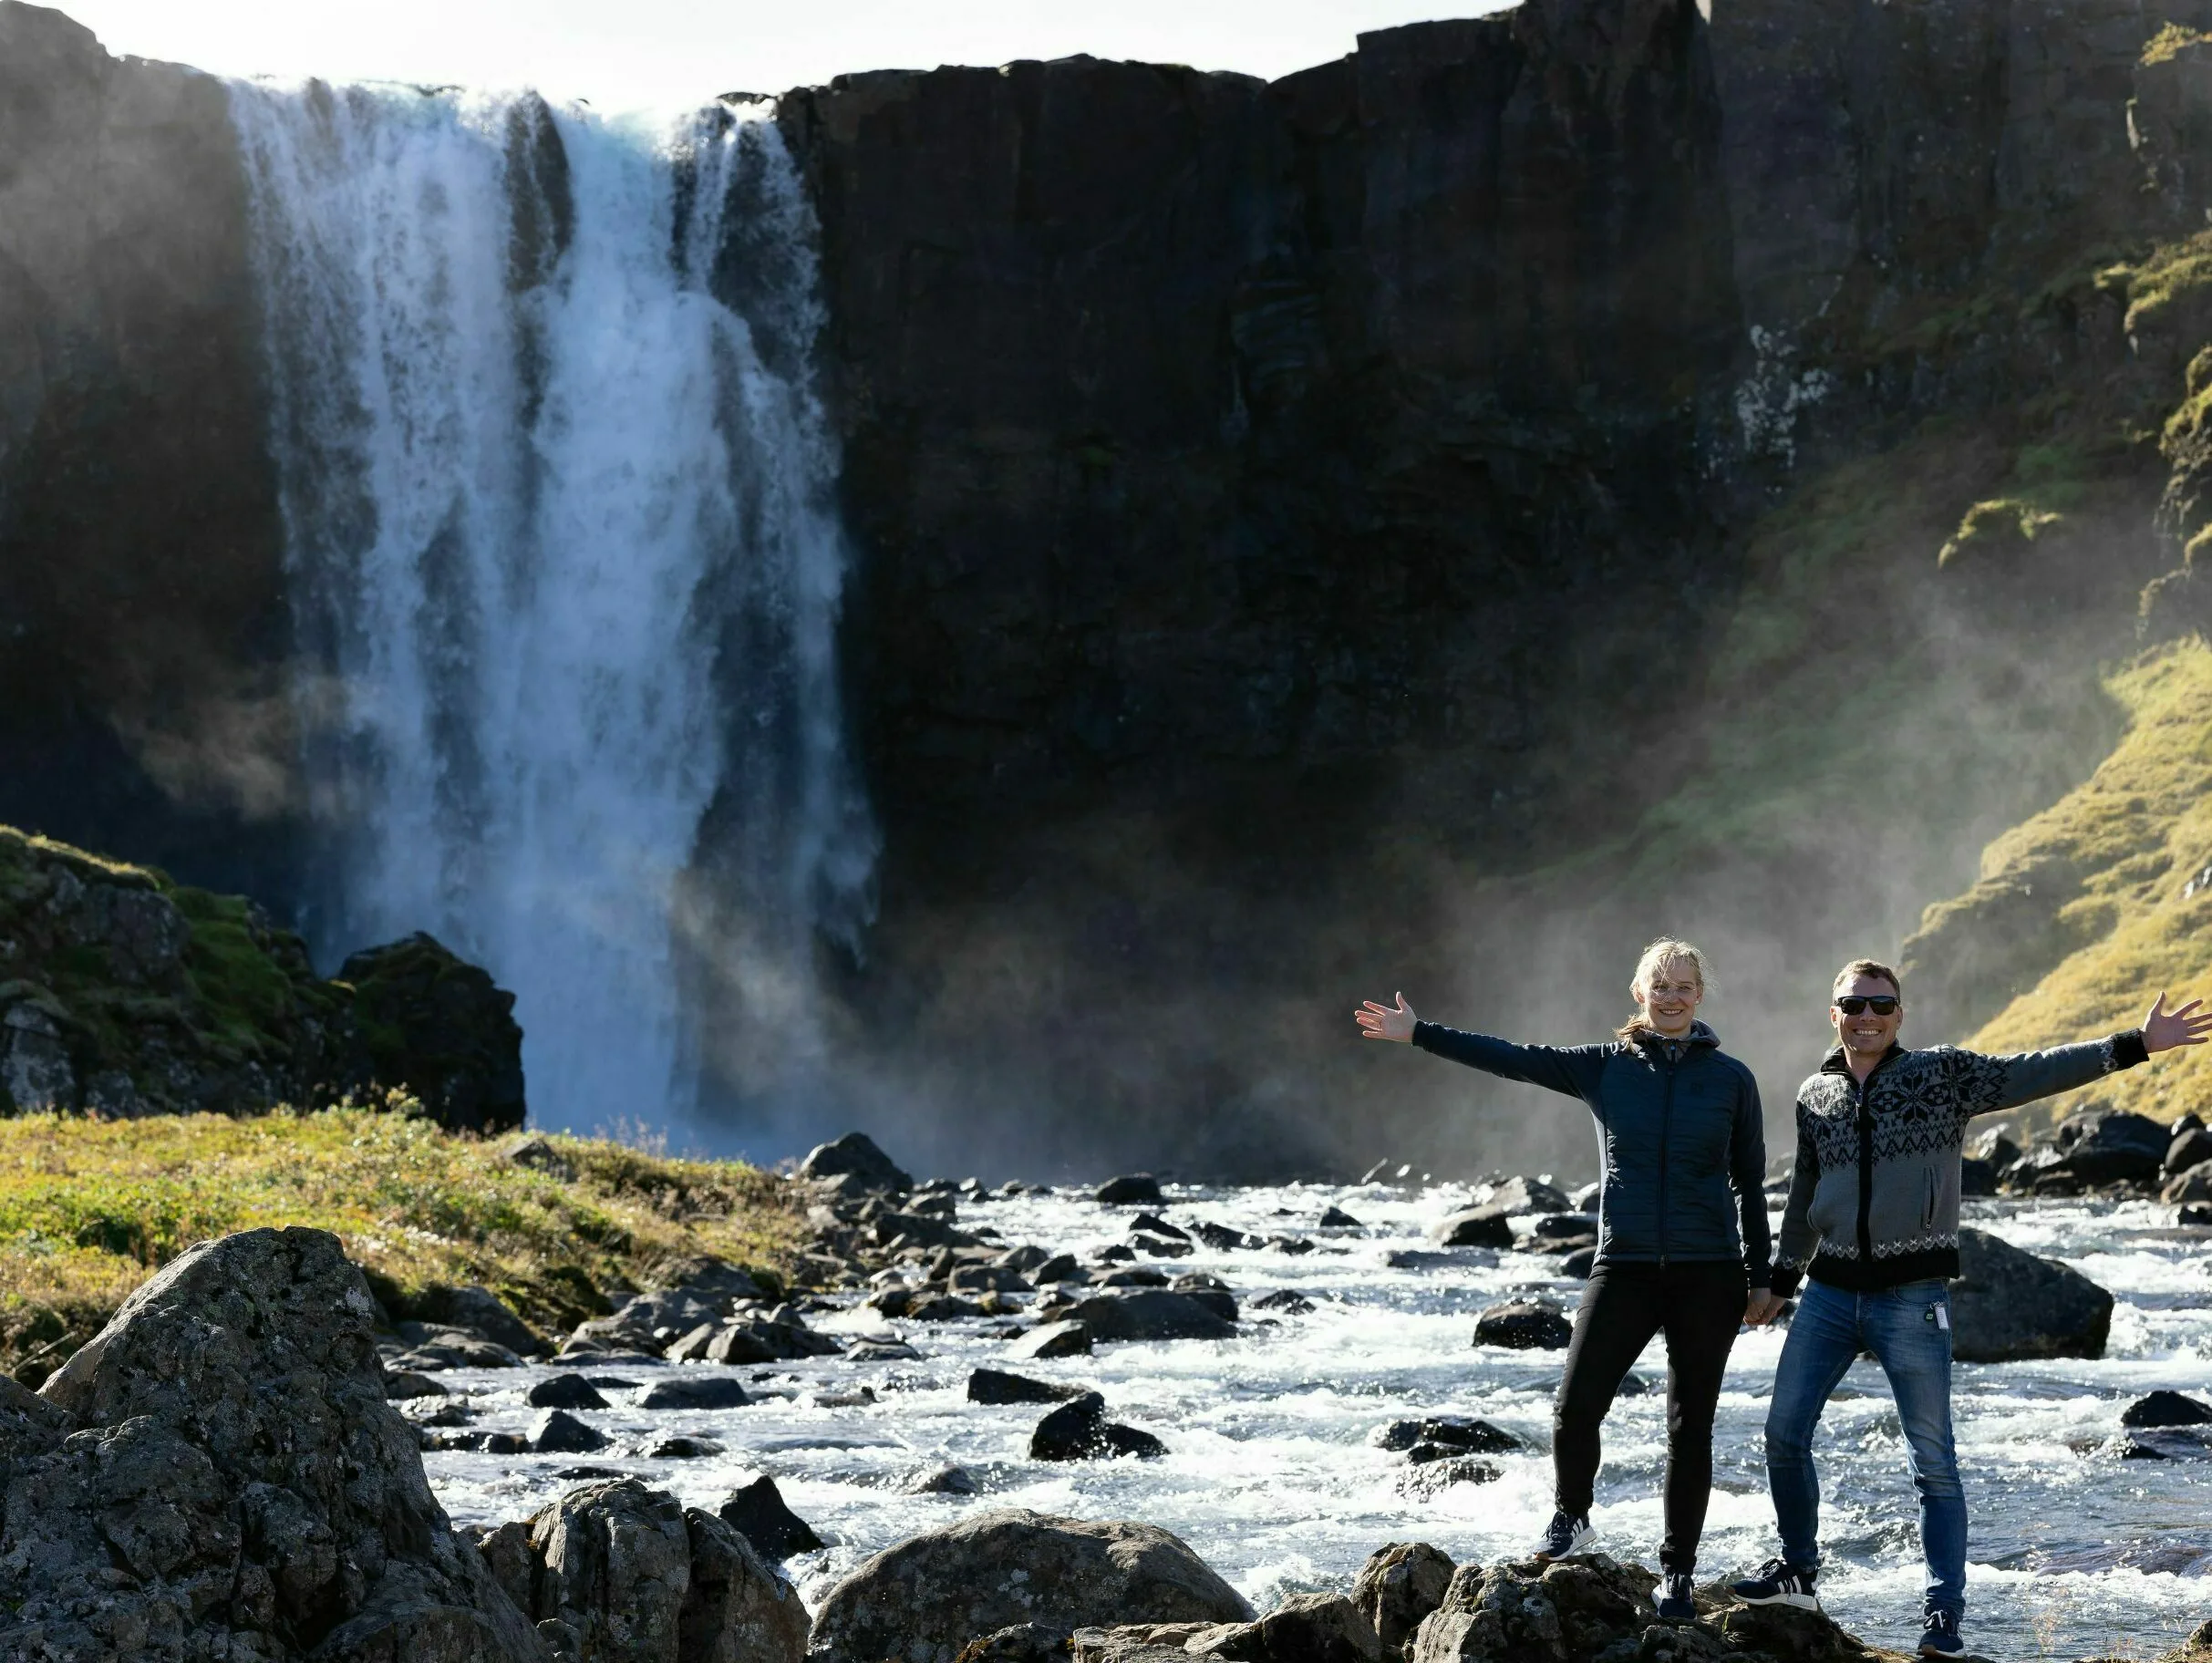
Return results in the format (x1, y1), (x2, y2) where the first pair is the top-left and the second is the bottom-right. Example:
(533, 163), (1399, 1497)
(1967, 990), (2212, 1114)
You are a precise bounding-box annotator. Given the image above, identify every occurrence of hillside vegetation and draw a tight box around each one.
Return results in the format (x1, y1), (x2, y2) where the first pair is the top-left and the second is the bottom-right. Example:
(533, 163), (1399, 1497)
(0, 1106), (800, 1381)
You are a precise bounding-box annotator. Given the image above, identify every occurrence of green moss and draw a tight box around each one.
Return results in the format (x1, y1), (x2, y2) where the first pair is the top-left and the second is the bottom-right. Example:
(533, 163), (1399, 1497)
(2142, 22), (2212, 64)
(1938, 498), (2067, 567)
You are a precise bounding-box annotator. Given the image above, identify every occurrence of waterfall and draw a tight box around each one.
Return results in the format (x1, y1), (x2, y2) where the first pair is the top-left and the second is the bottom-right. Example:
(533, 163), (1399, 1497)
(228, 79), (874, 1145)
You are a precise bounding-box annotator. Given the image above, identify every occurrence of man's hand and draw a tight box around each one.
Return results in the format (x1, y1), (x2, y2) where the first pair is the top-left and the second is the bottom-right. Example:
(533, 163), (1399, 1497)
(1745, 1289), (1788, 1326)
(1356, 993), (1418, 1042)
(2143, 990), (2212, 1054)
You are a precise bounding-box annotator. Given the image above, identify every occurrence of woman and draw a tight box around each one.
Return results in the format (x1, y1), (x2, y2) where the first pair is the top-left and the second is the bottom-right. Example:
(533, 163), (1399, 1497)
(1355, 939), (1769, 1623)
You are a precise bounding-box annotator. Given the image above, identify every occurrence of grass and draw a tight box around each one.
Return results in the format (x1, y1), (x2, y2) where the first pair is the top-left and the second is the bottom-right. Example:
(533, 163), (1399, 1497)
(0, 1105), (801, 1379)
(1959, 638), (2212, 1125)
(2141, 21), (2212, 65)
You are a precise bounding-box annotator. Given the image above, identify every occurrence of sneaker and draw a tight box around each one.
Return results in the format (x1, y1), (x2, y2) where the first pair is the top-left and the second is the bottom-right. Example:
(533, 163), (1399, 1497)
(1532, 1510), (1595, 1561)
(1656, 1571), (1696, 1623)
(1918, 1610), (1965, 1657)
(1729, 1557), (1820, 1612)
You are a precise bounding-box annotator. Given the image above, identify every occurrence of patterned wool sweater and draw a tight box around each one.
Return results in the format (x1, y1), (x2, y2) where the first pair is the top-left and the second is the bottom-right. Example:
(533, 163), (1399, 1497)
(1772, 1031), (2149, 1295)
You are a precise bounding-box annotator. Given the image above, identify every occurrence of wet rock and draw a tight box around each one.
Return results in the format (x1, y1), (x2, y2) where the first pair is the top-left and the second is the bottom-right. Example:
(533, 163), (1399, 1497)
(2167, 1125), (2212, 1176)
(1372, 1416), (1522, 1455)
(1034, 1253), (1082, 1283)
(1188, 1593), (1384, 1663)
(1949, 1228), (2113, 1362)
(1959, 1156), (1998, 1197)
(1029, 1392), (1167, 1461)
(1473, 1300), (1572, 1350)
(1524, 1214), (1598, 1245)
(2165, 1161), (2212, 1204)
(1354, 1543), (1455, 1654)
(2181, 1203), (2212, 1227)
(969, 1367), (1088, 1405)
(801, 1131), (913, 1193)
(392, 1332), (528, 1370)
(958, 1623), (1077, 1663)
(386, 1369), (449, 1400)
(1430, 1205), (1514, 1248)
(638, 1375), (754, 1410)
(2034, 1108), (2172, 1187)
(1318, 1206), (1363, 1228)
(1966, 1127), (2020, 1168)
(911, 1294), (989, 1322)
(338, 931), (527, 1134)
(528, 1371), (612, 1410)
(4, 1226), (543, 1661)
(1266, 1236), (1315, 1255)
(1010, 1319), (1094, 1359)
(1128, 1213), (1190, 1240)
(1094, 1244), (1138, 1264)
(1095, 1174), (1165, 1205)
(1408, 1556), (1653, 1663)
(1560, 1248), (1597, 1279)
(532, 1407), (612, 1452)
(1482, 1176), (1573, 1215)
(848, 1338), (924, 1362)
(876, 1211), (986, 1252)
(903, 1463), (980, 1494)
(1068, 1290), (1236, 1341)
(1396, 1458), (1501, 1499)
(1191, 1220), (1257, 1250)
(1249, 1289), (1314, 1315)
(2123, 1389), (2212, 1428)
(1102, 1268), (1173, 1288)
(720, 1474), (824, 1561)
(809, 1510), (1251, 1663)
(2120, 1427), (2212, 1460)
(656, 1255), (770, 1307)
(1131, 1233), (1196, 1258)
(681, 1504), (814, 1663)
(651, 1435), (728, 1459)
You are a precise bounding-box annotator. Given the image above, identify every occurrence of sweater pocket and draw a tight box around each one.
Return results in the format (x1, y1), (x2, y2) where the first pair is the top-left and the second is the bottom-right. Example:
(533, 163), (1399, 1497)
(1921, 1167), (1938, 1234)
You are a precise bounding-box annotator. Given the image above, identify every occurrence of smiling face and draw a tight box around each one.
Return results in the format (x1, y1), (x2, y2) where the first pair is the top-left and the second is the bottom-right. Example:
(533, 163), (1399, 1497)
(1632, 955), (1704, 1038)
(1831, 968), (1904, 1059)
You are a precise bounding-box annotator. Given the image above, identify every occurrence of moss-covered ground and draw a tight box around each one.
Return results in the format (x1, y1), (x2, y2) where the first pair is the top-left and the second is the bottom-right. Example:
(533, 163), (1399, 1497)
(0, 1106), (800, 1379)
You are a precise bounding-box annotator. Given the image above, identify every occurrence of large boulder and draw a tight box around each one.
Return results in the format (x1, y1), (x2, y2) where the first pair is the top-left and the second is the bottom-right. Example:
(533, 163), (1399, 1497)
(1187, 1594), (1383, 1663)
(720, 1475), (825, 1561)
(800, 1132), (913, 1193)
(809, 1511), (1252, 1663)
(484, 1477), (810, 1663)
(2029, 1108), (2170, 1187)
(1353, 1543), (1455, 1655)
(3, 1225), (545, 1660)
(1066, 1291), (1236, 1342)
(2166, 1123), (2212, 1176)
(338, 932), (527, 1135)
(1948, 1228), (2114, 1362)
(1472, 1301), (1572, 1350)
(1428, 1206), (1514, 1248)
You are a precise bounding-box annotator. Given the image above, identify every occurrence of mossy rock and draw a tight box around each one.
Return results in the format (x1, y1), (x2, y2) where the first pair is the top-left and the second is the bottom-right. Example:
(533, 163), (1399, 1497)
(337, 933), (525, 1135)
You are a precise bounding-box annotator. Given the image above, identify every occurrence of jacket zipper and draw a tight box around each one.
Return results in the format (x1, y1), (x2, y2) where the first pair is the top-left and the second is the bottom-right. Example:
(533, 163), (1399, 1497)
(1658, 1051), (1677, 1265)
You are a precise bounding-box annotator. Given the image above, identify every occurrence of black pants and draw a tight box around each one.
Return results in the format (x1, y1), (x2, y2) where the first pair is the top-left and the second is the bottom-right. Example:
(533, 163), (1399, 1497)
(1554, 1259), (1748, 1573)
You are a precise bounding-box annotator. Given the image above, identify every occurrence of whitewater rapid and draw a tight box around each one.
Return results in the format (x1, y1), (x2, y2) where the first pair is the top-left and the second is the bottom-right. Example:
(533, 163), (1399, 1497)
(419, 1185), (2212, 1658)
(227, 81), (873, 1144)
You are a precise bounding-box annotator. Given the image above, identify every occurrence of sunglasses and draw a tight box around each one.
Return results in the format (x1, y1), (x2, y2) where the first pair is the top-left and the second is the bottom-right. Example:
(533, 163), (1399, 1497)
(1835, 996), (1900, 1016)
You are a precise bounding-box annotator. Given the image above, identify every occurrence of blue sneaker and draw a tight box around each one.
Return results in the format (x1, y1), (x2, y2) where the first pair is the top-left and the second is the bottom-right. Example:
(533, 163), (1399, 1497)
(1729, 1557), (1819, 1611)
(1532, 1510), (1595, 1561)
(1655, 1570), (1696, 1623)
(1918, 1609), (1966, 1657)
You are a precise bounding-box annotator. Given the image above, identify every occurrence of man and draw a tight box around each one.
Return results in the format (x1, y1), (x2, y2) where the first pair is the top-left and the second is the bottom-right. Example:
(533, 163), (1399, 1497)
(1730, 959), (2209, 1658)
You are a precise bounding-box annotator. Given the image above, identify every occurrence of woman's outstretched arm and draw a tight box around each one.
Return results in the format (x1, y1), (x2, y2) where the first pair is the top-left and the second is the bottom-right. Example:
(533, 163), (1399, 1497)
(1355, 992), (1607, 1100)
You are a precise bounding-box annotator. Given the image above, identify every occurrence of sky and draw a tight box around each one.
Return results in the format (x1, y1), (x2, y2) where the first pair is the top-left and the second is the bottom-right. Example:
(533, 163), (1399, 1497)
(54, 1), (1502, 112)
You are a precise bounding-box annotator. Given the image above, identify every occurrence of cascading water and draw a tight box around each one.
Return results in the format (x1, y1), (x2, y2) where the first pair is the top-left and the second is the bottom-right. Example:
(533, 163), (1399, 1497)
(227, 79), (874, 1144)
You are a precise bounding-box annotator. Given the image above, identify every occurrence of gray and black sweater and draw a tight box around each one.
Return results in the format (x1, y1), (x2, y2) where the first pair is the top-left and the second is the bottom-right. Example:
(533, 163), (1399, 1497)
(1772, 1031), (2150, 1296)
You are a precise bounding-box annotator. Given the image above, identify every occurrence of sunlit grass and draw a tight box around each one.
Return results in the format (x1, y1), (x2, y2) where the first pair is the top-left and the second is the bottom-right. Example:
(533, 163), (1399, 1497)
(0, 1104), (801, 1373)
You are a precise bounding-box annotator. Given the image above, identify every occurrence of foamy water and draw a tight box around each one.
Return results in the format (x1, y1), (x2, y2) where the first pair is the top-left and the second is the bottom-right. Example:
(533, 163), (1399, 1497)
(422, 1187), (2212, 1658)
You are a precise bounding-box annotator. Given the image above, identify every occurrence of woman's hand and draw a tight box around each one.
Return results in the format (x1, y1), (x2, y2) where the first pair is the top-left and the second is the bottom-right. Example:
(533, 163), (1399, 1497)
(1356, 993), (1418, 1042)
(1745, 1289), (1786, 1326)
(2143, 990), (2212, 1054)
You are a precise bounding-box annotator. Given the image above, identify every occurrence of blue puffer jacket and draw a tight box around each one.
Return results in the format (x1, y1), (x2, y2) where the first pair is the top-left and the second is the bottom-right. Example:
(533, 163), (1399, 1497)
(1412, 1017), (1771, 1281)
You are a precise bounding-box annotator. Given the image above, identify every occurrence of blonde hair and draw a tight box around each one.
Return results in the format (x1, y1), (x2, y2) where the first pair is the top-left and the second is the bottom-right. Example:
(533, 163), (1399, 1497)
(1616, 937), (1713, 1041)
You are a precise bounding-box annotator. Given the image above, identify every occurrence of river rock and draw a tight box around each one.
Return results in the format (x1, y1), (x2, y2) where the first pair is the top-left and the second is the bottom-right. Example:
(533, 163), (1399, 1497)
(1187, 1593), (1384, 1663)
(1353, 1542), (1455, 1654)
(1560, 1247), (1597, 1279)
(651, 1435), (727, 1459)
(1473, 1300), (1572, 1349)
(2165, 1161), (2212, 1203)
(1034, 1253), (1082, 1283)
(1482, 1176), (1573, 1214)
(386, 1369), (449, 1400)
(1249, 1289), (1315, 1315)
(962, 1624), (1080, 1663)
(801, 1131), (913, 1193)
(1067, 1290), (1237, 1341)
(1010, 1319), (1094, 1359)
(1959, 1156), (1999, 1197)
(1128, 1213), (1189, 1240)
(2120, 1427), (2212, 1461)
(1948, 1227), (2114, 1361)
(1029, 1391), (1167, 1461)
(2167, 1125), (2212, 1176)
(337, 931), (527, 1134)
(1397, 1458), (1501, 1499)
(528, 1371), (612, 1410)
(1429, 1205), (1514, 1248)
(1095, 1174), (1165, 1205)
(904, 1463), (981, 1495)
(1318, 1206), (1363, 1228)
(1191, 1220), (1256, 1250)
(720, 1474), (825, 1560)
(682, 1504), (815, 1663)
(639, 1375), (754, 1410)
(2122, 1389), (2212, 1428)
(969, 1367), (1087, 1404)
(1372, 1416), (1522, 1455)
(419, 1282), (545, 1355)
(2037, 1108), (2171, 1186)
(2, 1225), (544, 1661)
(1409, 1556), (1650, 1663)
(532, 1407), (612, 1452)
(809, 1510), (1252, 1663)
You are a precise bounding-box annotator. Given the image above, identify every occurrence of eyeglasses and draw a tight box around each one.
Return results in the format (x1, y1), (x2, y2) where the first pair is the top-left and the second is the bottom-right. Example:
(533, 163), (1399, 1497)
(1835, 996), (1899, 1016)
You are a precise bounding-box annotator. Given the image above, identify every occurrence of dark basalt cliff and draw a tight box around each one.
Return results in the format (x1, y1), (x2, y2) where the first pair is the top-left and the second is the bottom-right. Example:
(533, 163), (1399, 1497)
(7, 0), (2212, 1170)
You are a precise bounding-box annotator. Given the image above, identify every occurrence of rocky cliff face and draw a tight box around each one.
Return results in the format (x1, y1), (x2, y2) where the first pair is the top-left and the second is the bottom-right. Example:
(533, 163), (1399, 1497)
(7, 0), (2212, 1170)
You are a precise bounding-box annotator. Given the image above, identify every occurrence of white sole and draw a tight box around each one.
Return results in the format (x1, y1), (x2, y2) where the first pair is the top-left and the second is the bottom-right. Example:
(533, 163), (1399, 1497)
(1733, 1590), (1820, 1612)
(1532, 1526), (1597, 1561)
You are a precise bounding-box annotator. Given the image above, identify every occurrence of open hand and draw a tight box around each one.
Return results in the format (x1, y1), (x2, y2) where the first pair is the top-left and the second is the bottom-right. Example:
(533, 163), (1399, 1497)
(1744, 1289), (1787, 1326)
(1356, 993), (1418, 1042)
(2143, 990), (2212, 1054)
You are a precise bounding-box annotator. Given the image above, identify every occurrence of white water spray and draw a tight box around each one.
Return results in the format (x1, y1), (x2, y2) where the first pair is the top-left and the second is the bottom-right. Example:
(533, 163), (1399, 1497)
(229, 80), (873, 1142)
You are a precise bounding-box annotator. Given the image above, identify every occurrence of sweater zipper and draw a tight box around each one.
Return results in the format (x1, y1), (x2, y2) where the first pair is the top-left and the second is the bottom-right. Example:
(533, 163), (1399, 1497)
(1658, 1051), (1677, 1265)
(1855, 1069), (1875, 1267)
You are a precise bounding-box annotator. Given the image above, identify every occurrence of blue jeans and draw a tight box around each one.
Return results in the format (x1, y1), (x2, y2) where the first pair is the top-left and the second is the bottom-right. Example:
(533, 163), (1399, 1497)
(1764, 1277), (1965, 1618)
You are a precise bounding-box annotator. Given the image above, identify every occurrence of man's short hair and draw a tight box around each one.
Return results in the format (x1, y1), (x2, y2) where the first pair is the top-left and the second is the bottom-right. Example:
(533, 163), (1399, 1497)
(1832, 957), (1903, 1002)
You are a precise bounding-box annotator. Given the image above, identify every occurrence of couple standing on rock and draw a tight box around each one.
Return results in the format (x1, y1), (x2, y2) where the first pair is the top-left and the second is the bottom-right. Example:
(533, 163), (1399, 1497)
(1354, 938), (2210, 1658)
